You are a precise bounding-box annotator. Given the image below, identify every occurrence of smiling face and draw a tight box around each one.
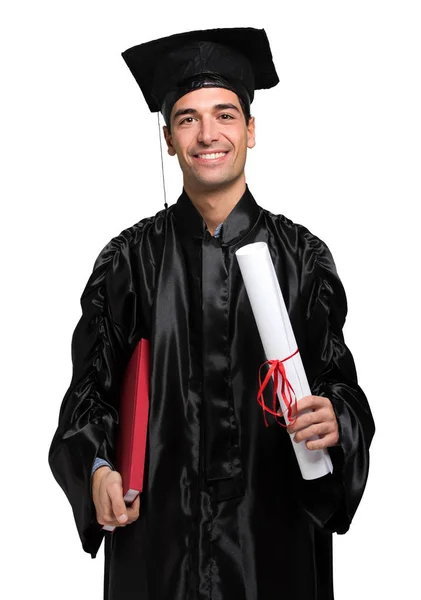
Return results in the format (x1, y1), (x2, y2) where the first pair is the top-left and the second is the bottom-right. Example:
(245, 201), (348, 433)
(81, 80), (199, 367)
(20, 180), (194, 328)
(163, 87), (255, 197)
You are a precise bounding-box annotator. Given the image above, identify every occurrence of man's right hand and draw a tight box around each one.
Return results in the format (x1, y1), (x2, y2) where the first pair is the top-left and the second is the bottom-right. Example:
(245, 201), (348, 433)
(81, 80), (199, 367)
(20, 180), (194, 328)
(92, 466), (140, 528)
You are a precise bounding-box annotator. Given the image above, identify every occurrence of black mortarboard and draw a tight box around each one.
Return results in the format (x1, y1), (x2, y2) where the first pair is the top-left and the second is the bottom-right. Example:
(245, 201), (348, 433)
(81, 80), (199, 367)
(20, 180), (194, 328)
(121, 27), (279, 121)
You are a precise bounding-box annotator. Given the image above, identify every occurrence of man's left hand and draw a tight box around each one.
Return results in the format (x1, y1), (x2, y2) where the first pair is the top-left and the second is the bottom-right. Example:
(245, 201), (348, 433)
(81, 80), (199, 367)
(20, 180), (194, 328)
(285, 395), (340, 450)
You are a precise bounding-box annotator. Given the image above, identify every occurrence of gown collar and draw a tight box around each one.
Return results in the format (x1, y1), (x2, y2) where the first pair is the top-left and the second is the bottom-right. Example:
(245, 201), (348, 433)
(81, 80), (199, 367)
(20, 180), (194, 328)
(173, 184), (261, 245)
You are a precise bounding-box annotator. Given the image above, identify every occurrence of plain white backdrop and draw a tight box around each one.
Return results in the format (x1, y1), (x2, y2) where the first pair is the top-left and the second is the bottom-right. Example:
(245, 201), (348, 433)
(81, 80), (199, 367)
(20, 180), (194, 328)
(1, 1), (420, 598)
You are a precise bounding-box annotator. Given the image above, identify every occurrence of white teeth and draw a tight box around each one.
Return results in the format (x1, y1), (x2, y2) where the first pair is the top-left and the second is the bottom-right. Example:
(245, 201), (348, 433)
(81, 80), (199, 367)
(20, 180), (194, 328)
(197, 152), (227, 160)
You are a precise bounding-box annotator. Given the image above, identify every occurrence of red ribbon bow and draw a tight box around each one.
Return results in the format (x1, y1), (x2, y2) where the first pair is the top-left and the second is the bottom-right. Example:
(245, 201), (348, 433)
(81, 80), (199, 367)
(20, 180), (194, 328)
(257, 348), (299, 427)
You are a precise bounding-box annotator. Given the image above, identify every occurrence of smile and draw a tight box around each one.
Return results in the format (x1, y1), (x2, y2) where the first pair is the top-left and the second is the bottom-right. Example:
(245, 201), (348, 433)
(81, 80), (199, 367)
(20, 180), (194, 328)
(194, 152), (228, 160)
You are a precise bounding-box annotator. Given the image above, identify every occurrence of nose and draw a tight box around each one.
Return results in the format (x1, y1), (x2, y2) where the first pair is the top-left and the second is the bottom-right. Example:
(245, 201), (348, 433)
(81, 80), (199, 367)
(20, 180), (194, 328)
(197, 115), (219, 145)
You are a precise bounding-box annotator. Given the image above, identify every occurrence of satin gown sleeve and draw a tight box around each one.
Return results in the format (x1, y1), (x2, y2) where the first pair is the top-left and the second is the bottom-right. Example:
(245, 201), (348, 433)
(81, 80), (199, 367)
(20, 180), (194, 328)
(48, 232), (136, 558)
(298, 230), (375, 535)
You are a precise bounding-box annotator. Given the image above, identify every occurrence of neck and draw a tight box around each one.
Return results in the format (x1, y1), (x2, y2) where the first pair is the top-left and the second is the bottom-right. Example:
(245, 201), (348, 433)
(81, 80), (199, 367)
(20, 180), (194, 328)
(183, 176), (247, 235)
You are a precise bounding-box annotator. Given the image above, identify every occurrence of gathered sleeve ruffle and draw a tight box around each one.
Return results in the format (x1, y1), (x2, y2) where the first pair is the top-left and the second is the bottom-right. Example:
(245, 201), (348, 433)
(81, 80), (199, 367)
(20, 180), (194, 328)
(298, 229), (375, 534)
(48, 231), (140, 558)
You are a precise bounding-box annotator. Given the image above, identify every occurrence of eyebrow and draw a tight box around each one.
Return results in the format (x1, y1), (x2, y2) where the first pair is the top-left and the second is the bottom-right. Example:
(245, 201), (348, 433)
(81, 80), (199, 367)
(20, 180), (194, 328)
(173, 107), (198, 120)
(214, 103), (241, 113)
(172, 103), (241, 120)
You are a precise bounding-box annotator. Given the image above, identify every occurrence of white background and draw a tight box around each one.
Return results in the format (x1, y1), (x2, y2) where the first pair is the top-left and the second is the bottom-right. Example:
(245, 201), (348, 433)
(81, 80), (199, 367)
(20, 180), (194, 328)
(1, 1), (420, 598)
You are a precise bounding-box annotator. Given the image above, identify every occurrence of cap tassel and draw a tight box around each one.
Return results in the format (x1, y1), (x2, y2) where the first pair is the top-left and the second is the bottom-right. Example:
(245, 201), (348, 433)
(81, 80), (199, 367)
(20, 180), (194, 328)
(157, 113), (168, 210)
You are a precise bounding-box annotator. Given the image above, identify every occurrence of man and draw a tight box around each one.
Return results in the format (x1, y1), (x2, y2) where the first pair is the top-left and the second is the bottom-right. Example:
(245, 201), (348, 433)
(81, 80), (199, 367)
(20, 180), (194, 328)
(49, 27), (375, 600)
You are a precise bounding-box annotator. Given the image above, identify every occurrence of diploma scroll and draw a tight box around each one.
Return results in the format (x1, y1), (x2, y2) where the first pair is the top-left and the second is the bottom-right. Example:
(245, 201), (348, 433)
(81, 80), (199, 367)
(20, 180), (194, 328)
(235, 242), (333, 480)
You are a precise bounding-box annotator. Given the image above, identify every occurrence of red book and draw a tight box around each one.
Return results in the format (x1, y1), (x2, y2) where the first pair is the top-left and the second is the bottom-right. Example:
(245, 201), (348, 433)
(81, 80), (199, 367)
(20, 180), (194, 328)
(102, 338), (150, 532)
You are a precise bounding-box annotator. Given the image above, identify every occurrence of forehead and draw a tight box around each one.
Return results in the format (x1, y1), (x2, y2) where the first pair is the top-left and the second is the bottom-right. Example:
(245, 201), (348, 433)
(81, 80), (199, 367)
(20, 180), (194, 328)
(170, 87), (241, 118)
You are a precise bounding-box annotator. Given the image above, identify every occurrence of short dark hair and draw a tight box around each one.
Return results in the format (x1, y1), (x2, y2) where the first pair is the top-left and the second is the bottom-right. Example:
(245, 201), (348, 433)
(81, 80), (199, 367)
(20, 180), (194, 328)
(237, 95), (252, 125)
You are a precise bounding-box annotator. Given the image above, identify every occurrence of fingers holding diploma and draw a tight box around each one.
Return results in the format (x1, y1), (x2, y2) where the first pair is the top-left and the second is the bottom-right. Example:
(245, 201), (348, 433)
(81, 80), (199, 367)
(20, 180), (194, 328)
(284, 395), (340, 451)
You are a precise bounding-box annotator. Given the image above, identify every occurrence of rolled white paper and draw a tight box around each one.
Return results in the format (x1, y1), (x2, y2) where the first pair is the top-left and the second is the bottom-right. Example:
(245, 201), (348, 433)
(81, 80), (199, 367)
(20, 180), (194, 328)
(236, 241), (333, 480)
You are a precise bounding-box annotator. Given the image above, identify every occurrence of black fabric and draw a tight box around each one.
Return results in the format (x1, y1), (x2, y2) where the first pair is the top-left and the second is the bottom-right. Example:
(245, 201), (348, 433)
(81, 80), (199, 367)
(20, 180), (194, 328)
(48, 186), (375, 600)
(121, 27), (279, 112)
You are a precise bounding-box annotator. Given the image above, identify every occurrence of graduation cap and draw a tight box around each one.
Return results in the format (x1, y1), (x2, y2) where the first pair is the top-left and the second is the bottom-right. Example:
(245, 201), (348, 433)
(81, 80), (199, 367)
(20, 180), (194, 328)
(121, 27), (279, 124)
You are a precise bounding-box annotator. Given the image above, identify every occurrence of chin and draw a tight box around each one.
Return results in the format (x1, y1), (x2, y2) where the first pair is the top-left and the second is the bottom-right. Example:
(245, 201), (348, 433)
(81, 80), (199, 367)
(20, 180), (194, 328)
(194, 171), (241, 188)
(195, 179), (234, 193)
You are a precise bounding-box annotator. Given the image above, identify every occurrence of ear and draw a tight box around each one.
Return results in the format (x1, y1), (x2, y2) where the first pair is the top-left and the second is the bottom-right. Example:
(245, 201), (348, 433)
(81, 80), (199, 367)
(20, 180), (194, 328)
(163, 125), (176, 156)
(247, 116), (256, 149)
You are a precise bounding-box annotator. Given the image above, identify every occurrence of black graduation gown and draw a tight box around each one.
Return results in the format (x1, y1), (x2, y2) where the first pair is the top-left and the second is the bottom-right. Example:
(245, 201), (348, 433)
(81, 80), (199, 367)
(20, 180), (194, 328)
(48, 186), (375, 600)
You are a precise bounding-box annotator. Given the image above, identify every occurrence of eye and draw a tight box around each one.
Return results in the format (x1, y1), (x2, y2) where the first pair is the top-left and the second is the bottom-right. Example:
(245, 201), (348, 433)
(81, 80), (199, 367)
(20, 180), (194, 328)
(179, 116), (196, 125)
(219, 113), (234, 120)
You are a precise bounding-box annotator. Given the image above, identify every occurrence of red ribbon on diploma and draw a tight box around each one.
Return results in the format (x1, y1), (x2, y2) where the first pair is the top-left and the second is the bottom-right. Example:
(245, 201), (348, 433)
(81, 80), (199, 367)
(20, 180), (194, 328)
(257, 348), (299, 427)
